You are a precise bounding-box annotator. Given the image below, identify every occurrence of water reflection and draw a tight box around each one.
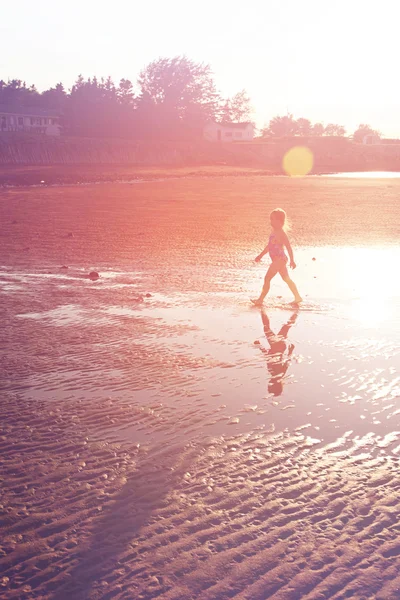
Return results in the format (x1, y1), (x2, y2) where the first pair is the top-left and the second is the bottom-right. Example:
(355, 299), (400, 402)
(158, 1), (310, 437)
(259, 308), (298, 396)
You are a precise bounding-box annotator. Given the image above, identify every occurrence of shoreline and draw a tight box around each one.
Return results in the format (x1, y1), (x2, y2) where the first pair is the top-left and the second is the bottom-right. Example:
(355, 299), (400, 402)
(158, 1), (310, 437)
(1, 164), (400, 187)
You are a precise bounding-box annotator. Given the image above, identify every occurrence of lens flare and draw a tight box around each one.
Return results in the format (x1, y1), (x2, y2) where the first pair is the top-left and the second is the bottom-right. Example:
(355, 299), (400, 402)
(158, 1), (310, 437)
(283, 146), (314, 177)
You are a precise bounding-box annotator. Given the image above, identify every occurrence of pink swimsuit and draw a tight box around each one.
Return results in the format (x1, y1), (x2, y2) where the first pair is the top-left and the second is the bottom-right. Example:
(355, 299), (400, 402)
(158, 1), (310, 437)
(269, 232), (287, 262)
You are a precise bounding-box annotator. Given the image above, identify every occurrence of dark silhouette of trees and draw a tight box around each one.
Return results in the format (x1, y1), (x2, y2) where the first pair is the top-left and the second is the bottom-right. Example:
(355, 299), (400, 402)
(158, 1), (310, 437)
(0, 63), (383, 142)
(325, 123), (346, 136)
(0, 79), (41, 107)
(296, 118), (313, 136)
(137, 56), (220, 138)
(263, 114), (299, 137)
(261, 116), (346, 138)
(220, 89), (253, 123)
(65, 76), (135, 137)
(352, 124), (380, 143)
(117, 79), (135, 106)
(312, 123), (324, 136)
(0, 57), (221, 140)
(0, 79), (67, 120)
(40, 83), (67, 111)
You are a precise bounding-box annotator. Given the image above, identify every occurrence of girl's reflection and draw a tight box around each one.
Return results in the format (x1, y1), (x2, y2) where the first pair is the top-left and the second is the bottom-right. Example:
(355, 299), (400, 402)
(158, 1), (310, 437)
(259, 309), (298, 396)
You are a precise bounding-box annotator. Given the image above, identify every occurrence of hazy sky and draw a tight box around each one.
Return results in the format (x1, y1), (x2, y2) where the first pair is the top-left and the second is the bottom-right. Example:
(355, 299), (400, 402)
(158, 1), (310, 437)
(2, 0), (399, 136)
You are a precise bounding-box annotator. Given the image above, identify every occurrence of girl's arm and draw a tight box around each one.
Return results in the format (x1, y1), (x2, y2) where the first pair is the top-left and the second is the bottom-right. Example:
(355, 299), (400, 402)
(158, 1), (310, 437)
(255, 242), (270, 262)
(282, 232), (296, 268)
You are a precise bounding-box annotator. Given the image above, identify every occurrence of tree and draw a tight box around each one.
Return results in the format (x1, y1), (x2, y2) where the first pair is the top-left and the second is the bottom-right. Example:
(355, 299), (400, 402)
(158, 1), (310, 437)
(324, 123), (346, 136)
(65, 75), (135, 137)
(296, 118), (312, 136)
(40, 83), (67, 111)
(134, 91), (156, 133)
(219, 100), (231, 122)
(117, 79), (135, 106)
(260, 117), (348, 138)
(312, 123), (325, 136)
(220, 89), (253, 123)
(266, 114), (299, 137)
(138, 56), (220, 137)
(353, 124), (380, 143)
(0, 79), (41, 107)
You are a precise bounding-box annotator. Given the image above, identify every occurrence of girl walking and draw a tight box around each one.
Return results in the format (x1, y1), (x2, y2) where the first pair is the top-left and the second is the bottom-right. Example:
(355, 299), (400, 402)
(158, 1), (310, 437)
(252, 208), (302, 305)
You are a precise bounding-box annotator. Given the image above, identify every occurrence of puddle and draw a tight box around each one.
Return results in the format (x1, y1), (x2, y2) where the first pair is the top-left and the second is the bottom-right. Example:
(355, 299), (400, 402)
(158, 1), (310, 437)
(3, 246), (400, 453)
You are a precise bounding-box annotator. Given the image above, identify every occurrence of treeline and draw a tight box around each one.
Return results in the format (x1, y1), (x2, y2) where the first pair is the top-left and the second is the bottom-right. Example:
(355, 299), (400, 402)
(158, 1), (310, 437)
(0, 57), (252, 140)
(1, 56), (381, 142)
(261, 114), (380, 143)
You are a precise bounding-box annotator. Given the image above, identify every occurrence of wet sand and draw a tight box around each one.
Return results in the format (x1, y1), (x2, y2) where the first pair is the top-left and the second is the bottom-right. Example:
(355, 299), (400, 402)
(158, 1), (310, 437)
(1, 175), (400, 599)
(0, 165), (278, 187)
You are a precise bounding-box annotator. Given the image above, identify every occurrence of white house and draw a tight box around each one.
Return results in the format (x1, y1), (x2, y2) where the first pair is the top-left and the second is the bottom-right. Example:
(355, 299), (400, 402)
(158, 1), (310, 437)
(362, 134), (381, 145)
(204, 121), (254, 142)
(0, 106), (61, 136)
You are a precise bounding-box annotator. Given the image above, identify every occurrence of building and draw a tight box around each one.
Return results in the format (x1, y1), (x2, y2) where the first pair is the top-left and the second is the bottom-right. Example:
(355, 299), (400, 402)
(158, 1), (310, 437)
(362, 134), (381, 145)
(0, 105), (61, 136)
(204, 121), (254, 142)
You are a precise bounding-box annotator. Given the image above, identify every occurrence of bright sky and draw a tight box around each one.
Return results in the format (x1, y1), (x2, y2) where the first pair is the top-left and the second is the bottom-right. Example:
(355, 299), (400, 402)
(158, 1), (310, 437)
(1, 0), (399, 136)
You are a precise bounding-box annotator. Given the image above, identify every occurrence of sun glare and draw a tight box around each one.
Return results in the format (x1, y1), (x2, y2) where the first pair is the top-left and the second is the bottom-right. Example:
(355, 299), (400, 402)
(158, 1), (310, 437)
(328, 172), (400, 179)
(351, 297), (392, 328)
(346, 249), (395, 327)
(283, 146), (314, 177)
(351, 250), (393, 296)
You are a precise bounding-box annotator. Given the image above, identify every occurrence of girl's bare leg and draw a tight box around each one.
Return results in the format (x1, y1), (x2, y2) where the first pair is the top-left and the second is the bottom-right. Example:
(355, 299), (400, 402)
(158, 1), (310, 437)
(279, 264), (302, 303)
(252, 263), (279, 305)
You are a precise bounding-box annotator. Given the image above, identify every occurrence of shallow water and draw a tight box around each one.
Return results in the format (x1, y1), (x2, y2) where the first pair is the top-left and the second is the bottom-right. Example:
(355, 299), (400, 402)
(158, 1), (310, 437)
(3, 245), (399, 456)
(327, 171), (400, 178)
(3, 177), (400, 600)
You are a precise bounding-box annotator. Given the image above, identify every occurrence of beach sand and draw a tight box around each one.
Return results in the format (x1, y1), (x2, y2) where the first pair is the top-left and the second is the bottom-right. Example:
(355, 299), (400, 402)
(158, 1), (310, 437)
(1, 174), (400, 599)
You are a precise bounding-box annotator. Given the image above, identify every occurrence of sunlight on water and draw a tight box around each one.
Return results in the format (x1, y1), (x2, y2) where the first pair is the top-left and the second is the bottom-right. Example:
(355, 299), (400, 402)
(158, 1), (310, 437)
(4, 245), (400, 452)
(345, 249), (396, 328)
(327, 171), (400, 178)
(288, 246), (400, 305)
(351, 297), (393, 328)
(342, 247), (396, 296)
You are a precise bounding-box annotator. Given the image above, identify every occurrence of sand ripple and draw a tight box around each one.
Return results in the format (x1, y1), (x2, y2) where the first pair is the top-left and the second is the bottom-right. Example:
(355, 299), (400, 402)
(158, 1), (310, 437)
(2, 392), (400, 599)
(1, 178), (400, 598)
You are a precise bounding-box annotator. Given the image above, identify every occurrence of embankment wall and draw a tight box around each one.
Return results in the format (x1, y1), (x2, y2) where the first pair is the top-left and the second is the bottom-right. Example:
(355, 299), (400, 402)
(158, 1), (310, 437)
(1, 134), (400, 172)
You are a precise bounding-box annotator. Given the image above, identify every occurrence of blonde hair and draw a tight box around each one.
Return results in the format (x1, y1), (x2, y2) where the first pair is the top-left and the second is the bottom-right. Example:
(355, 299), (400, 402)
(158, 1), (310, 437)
(270, 208), (291, 231)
